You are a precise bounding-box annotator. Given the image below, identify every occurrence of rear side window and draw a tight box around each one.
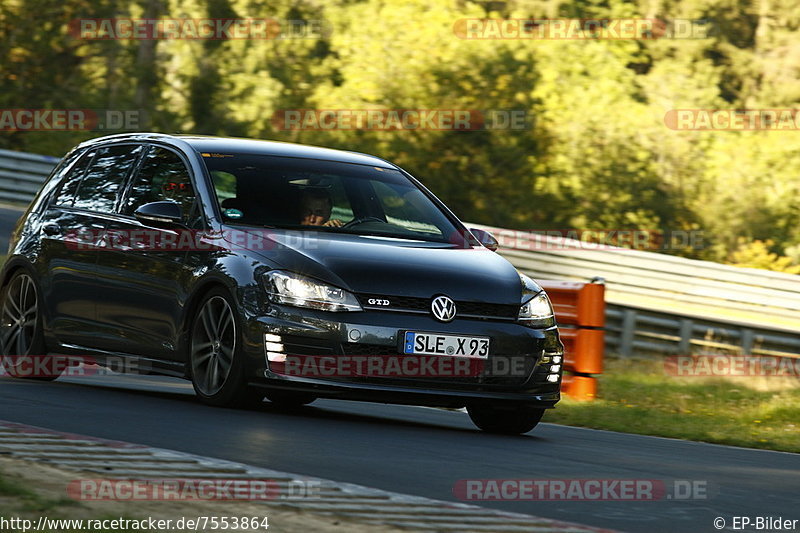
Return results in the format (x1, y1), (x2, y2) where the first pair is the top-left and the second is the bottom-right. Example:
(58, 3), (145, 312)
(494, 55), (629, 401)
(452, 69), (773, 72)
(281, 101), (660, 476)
(72, 144), (142, 212)
(123, 146), (196, 223)
(53, 150), (95, 207)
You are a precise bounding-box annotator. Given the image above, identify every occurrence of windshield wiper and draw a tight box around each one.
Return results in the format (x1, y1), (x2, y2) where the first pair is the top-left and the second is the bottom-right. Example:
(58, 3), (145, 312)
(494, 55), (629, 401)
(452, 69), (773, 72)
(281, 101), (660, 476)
(322, 228), (447, 243)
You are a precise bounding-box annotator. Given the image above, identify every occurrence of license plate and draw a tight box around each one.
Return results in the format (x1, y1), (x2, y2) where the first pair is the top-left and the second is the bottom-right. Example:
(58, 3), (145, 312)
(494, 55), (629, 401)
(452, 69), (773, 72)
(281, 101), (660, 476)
(403, 332), (490, 358)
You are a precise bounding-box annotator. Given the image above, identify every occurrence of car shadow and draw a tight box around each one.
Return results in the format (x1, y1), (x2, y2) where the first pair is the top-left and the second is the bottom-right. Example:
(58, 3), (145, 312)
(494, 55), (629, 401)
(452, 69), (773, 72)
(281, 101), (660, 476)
(42, 375), (547, 440)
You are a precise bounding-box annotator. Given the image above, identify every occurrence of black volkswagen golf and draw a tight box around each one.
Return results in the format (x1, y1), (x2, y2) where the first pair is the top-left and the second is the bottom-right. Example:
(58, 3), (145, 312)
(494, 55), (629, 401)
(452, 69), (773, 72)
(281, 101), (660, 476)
(0, 133), (563, 434)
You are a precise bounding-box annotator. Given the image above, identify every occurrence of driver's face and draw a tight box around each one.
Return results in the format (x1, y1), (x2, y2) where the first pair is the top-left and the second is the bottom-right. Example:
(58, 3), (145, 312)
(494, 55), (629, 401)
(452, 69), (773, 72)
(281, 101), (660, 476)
(301, 197), (332, 226)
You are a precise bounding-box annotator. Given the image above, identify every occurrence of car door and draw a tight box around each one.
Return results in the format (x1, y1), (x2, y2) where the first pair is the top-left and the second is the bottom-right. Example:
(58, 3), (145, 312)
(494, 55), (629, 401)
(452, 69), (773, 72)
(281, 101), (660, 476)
(37, 144), (143, 347)
(91, 144), (202, 360)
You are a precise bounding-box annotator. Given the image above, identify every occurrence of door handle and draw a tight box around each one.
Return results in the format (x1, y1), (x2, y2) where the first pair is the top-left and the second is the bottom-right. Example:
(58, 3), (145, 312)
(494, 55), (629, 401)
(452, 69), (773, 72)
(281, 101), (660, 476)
(43, 223), (61, 236)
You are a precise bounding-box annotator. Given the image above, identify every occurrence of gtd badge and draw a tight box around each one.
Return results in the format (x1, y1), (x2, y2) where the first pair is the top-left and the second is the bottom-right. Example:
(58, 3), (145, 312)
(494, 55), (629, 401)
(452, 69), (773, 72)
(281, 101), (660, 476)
(367, 298), (390, 306)
(431, 295), (457, 322)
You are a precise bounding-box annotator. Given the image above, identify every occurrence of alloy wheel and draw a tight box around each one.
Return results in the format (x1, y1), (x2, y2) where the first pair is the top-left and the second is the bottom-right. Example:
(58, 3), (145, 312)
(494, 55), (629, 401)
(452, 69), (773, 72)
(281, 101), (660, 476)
(190, 295), (236, 396)
(1, 273), (39, 356)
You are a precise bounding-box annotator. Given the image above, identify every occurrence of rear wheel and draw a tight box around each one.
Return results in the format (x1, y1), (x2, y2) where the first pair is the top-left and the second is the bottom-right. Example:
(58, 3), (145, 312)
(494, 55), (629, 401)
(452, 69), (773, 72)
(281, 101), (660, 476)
(189, 288), (263, 407)
(0, 271), (59, 381)
(467, 403), (545, 434)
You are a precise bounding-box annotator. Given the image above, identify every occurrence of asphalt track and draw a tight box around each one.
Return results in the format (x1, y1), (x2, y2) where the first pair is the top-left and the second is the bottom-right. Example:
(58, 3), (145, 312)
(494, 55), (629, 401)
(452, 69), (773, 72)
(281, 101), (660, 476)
(1, 205), (799, 532)
(1, 374), (798, 533)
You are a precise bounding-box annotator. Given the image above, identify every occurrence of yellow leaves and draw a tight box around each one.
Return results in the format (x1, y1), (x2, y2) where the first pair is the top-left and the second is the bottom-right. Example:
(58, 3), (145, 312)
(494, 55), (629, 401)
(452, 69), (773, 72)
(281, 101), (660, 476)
(8, 47), (29, 63)
(729, 239), (800, 274)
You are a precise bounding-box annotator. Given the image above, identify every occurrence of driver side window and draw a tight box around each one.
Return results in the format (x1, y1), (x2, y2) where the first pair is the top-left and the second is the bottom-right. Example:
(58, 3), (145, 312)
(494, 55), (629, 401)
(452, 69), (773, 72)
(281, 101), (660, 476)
(124, 146), (200, 227)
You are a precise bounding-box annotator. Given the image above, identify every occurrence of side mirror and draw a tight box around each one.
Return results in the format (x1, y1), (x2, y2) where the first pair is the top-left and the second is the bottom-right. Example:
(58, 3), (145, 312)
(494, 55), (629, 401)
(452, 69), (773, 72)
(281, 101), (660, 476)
(134, 201), (183, 225)
(470, 228), (499, 252)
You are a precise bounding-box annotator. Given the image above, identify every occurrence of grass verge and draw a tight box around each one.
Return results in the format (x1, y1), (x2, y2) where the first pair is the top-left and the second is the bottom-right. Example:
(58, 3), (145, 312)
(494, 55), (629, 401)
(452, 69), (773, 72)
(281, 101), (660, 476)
(545, 356), (799, 453)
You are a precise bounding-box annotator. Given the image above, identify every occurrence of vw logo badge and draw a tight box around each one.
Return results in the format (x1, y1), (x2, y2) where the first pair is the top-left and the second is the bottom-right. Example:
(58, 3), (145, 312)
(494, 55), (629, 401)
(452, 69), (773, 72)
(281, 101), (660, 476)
(431, 295), (457, 322)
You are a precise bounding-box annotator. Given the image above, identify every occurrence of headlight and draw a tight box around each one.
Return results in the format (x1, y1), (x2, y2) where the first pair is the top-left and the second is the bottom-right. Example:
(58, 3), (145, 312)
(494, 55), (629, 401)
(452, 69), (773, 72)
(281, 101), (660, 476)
(518, 274), (555, 327)
(262, 271), (362, 312)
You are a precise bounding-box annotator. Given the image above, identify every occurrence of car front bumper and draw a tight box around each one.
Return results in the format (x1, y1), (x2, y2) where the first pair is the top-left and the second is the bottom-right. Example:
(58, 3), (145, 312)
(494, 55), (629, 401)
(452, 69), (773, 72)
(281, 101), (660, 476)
(242, 304), (563, 408)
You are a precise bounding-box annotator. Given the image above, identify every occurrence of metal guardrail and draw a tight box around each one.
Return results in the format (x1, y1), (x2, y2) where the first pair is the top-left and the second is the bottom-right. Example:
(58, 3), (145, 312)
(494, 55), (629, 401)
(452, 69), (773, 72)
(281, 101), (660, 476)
(470, 226), (800, 358)
(1, 149), (798, 357)
(605, 304), (800, 358)
(0, 148), (59, 205)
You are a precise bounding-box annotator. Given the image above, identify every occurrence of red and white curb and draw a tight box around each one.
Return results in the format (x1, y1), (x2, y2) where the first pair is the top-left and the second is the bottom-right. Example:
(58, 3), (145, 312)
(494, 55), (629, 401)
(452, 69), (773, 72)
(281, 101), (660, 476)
(0, 420), (618, 532)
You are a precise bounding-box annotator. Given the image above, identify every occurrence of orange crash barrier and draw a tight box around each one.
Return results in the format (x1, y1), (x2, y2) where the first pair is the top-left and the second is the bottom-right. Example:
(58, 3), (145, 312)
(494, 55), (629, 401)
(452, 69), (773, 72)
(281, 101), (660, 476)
(538, 280), (606, 401)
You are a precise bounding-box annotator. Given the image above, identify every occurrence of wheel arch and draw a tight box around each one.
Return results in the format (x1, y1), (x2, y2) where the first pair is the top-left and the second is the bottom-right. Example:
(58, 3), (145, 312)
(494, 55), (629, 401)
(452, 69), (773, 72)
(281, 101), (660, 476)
(0, 256), (36, 291)
(178, 275), (239, 365)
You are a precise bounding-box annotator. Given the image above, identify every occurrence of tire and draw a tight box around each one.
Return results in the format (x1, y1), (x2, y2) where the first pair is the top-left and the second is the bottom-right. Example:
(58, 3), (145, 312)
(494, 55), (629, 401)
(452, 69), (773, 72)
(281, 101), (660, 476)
(188, 287), (263, 408)
(0, 271), (60, 381)
(266, 391), (316, 408)
(467, 403), (546, 434)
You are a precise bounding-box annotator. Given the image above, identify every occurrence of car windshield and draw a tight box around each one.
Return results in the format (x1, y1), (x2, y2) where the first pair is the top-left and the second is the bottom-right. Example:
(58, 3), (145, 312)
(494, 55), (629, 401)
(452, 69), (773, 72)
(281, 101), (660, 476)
(202, 153), (461, 243)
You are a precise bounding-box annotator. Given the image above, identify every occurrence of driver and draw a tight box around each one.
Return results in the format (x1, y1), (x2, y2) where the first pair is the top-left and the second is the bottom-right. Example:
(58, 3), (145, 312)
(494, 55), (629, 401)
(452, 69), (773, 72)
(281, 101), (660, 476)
(299, 189), (343, 227)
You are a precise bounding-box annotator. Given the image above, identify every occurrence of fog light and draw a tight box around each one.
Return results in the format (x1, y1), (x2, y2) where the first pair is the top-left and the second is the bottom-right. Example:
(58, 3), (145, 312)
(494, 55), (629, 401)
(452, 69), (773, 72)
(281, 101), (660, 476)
(552, 355), (562, 364)
(550, 364), (561, 373)
(546, 374), (559, 383)
(265, 333), (282, 342)
(267, 352), (287, 363)
(266, 342), (284, 352)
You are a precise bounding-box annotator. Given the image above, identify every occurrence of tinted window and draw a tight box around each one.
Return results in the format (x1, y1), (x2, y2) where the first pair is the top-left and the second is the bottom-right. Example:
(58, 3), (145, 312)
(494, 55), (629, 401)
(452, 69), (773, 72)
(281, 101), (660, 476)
(123, 146), (197, 224)
(73, 144), (142, 211)
(203, 154), (458, 242)
(53, 150), (95, 207)
(372, 181), (440, 234)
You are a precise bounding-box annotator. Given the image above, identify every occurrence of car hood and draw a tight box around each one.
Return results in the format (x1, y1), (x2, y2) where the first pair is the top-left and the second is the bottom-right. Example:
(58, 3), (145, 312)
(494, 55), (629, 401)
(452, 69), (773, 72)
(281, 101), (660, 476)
(230, 228), (532, 304)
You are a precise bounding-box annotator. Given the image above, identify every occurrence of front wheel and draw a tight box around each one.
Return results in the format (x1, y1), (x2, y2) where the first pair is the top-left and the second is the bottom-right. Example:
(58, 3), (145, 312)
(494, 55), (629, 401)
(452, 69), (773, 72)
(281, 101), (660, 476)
(0, 271), (59, 381)
(467, 403), (546, 434)
(188, 288), (263, 408)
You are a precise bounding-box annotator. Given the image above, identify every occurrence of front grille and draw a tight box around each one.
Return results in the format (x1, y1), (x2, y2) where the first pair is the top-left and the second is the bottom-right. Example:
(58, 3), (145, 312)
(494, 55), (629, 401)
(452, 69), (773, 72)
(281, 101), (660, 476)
(270, 335), (547, 389)
(458, 301), (518, 319)
(281, 335), (336, 356)
(342, 342), (398, 356)
(364, 295), (428, 312)
(357, 293), (518, 321)
(339, 342), (539, 386)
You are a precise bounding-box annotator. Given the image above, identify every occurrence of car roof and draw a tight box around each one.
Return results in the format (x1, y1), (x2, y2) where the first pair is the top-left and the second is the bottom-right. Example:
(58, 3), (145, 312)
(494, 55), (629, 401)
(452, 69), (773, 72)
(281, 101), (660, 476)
(78, 133), (398, 169)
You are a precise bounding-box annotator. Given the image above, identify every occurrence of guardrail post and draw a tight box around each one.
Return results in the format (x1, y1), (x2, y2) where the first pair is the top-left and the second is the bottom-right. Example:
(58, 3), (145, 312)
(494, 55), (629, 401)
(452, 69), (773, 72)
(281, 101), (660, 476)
(678, 319), (693, 354)
(741, 329), (754, 355)
(619, 309), (637, 357)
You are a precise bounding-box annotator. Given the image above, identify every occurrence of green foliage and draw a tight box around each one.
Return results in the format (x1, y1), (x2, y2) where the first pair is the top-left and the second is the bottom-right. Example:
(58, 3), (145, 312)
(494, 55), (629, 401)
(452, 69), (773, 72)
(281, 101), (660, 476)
(729, 238), (800, 274)
(2, 0), (800, 267)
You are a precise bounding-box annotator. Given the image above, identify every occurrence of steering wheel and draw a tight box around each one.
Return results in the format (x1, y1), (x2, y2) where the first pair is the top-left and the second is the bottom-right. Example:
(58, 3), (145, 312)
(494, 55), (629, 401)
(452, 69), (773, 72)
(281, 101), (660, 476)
(342, 216), (385, 228)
